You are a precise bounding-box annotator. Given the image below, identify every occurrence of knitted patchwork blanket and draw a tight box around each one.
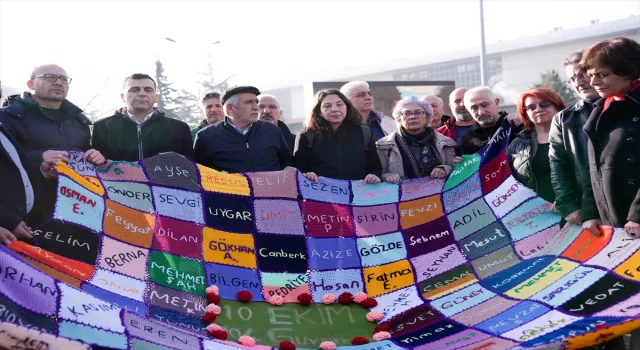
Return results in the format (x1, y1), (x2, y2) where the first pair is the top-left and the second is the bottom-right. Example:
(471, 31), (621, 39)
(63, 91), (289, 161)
(2, 120), (640, 350)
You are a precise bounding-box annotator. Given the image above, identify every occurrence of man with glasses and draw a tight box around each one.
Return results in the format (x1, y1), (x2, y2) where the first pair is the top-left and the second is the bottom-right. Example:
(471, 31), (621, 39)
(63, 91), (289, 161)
(549, 50), (603, 228)
(340, 81), (396, 141)
(0, 64), (105, 214)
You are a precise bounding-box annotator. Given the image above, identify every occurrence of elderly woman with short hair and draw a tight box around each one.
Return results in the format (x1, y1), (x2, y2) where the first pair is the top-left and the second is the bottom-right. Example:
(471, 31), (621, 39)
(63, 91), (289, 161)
(376, 96), (458, 183)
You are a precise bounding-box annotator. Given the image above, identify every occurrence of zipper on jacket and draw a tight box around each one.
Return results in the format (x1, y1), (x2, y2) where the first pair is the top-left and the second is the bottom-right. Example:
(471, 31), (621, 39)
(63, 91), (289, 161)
(246, 142), (255, 170)
(137, 124), (143, 160)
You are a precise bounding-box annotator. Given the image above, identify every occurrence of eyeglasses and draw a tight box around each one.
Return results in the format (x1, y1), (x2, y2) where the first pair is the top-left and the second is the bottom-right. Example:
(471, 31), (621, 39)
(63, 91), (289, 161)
(33, 74), (72, 84)
(525, 100), (553, 112)
(400, 110), (426, 117)
(566, 74), (588, 84)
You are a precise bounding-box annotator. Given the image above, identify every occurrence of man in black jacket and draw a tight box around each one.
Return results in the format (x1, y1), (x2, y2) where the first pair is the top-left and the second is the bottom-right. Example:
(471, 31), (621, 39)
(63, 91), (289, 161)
(459, 86), (520, 155)
(194, 86), (294, 173)
(92, 74), (194, 162)
(0, 64), (105, 214)
(549, 50), (601, 226)
(0, 121), (46, 245)
(258, 94), (295, 153)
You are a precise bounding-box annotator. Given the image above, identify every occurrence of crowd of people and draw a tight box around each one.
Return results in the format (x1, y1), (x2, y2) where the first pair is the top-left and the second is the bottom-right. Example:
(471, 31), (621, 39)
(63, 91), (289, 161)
(0, 38), (637, 245)
(0, 35), (638, 349)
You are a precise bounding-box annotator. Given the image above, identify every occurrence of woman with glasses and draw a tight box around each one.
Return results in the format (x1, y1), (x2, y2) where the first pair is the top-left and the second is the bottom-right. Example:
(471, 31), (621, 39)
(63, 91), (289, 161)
(294, 89), (382, 183)
(376, 96), (458, 183)
(579, 37), (640, 241)
(508, 88), (566, 203)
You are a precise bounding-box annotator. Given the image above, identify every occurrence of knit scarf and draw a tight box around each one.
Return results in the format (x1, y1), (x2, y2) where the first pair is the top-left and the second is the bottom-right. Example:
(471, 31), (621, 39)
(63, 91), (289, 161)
(396, 127), (442, 178)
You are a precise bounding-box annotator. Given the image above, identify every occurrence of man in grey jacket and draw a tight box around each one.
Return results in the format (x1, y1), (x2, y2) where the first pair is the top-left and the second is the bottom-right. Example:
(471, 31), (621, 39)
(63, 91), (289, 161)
(549, 50), (601, 227)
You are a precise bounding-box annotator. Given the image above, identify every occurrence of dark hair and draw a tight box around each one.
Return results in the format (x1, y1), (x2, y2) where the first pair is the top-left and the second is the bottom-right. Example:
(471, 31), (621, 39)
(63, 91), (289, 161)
(580, 37), (640, 81)
(517, 88), (566, 131)
(306, 89), (362, 133)
(201, 92), (221, 105)
(123, 73), (156, 89)
(562, 50), (584, 67)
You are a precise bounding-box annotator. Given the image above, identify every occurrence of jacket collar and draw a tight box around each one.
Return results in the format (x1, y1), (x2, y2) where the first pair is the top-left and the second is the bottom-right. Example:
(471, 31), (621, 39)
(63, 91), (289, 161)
(277, 120), (293, 135)
(3, 92), (91, 125)
(114, 107), (164, 124)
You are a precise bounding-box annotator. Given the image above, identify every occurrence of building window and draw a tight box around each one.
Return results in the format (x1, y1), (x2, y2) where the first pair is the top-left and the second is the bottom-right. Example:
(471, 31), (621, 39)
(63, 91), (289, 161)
(394, 56), (503, 88)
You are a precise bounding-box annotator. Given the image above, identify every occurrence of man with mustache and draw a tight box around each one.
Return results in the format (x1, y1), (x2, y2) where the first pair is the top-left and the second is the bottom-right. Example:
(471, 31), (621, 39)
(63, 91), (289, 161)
(194, 86), (294, 173)
(0, 64), (105, 214)
(191, 92), (224, 141)
(549, 50), (601, 226)
(436, 88), (475, 144)
(459, 86), (519, 154)
(258, 94), (295, 154)
(92, 73), (194, 161)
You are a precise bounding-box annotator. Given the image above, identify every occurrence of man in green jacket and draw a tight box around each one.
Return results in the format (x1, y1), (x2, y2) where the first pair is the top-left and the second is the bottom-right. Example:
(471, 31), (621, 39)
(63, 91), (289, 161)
(191, 92), (224, 141)
(92, 73), (194, 162)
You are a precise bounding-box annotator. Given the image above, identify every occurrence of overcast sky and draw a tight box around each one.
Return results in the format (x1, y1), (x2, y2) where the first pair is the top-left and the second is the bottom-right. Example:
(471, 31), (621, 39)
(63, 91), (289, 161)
(1, 0), (639, 118)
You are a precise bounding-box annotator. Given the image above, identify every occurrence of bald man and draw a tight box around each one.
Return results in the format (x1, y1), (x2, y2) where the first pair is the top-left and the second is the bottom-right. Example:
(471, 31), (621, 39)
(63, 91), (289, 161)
(422, 95), (450, 128)
(0, 64), (105, 215)
(258, 94), (295, 153)
(435, 88), (476, 144)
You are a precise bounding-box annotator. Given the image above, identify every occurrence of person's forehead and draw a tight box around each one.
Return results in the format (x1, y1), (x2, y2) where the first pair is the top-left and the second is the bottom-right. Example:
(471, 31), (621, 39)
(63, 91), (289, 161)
(203, 97), (221, 106)
(125, 78), (155, 89)
(259, 96), (280, 107)
(322, 94), (343, 103)
(451, 89), (468, 101)
(237, 92), (258, 101)
(353, 86), (370, 93)
(401, 103), (422, 110)
(468, 93), (491, 104)
(424, 96), (441, 105)
(524, 95), (540, 103)
(35, 65), (68, 77)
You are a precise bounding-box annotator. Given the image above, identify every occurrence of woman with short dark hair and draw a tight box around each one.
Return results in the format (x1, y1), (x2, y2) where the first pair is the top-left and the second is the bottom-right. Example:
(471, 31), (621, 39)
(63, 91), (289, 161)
(508, 88), (566, 203)
(580, 37), (640, 240)
(294, 89), (382, 183)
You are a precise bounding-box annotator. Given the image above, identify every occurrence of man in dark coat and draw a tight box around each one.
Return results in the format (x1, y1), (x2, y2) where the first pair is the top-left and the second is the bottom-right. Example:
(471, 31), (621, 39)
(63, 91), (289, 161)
(0, 120), (46, 245)
(549, 50), (601, 225)
(258, 94), (295, 153)
(194, 86), (294, 173)
(92, 73), (194, 162)
(459, 86), (522, 155)
(0, 64), (105, 214)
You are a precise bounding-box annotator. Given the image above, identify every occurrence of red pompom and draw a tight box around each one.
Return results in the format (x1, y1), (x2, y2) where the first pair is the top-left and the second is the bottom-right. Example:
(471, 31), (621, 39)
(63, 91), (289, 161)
(237, 290), (253, 303)
(201, 313), (217, 323)
(338, 292), (353, 305)
(207, 294), (221, 305)
(209, 330), (228, 340)
(279, 341), (296, 350)
(374, 324), (391, 333)
(297, 293), (313, 305)
(351, 336), (369, 345)
(595, 324), (608, 331)
(360, 298), (378, 308)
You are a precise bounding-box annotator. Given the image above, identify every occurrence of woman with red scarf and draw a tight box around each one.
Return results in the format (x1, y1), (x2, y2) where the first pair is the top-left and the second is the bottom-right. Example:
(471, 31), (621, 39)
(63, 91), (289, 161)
(580, 37), (640, 240)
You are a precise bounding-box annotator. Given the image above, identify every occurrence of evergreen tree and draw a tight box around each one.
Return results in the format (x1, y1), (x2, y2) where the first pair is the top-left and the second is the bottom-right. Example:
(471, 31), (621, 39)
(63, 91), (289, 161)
(199, 54), (233, 94)
(174, 89), (201, 125)
(154, 59), (179, 119)
(533, 70), (578, 105)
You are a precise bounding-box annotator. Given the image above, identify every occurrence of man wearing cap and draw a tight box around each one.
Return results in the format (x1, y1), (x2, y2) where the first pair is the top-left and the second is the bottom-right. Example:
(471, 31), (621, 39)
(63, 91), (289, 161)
(194, 86), (294, 173)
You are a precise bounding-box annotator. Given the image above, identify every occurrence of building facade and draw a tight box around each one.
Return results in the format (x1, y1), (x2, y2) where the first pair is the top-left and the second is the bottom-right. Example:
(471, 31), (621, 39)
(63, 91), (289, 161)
(265, 16), (640, 133)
